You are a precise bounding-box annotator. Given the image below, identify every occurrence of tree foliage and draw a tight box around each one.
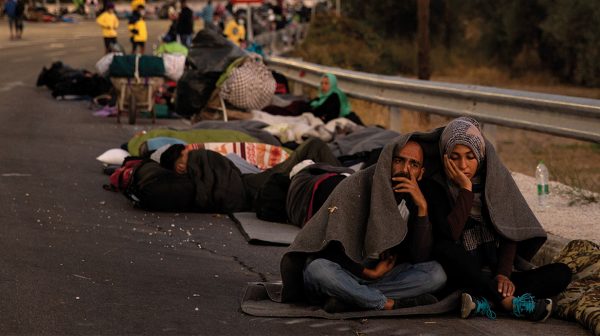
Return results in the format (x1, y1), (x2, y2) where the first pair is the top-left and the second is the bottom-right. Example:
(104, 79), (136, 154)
(336, 0), (600, 87)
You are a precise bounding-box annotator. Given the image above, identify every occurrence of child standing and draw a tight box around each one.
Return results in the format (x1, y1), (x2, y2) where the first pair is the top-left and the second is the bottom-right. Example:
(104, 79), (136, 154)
(128, 5), (147, 54)
(95, 2), (119, 54)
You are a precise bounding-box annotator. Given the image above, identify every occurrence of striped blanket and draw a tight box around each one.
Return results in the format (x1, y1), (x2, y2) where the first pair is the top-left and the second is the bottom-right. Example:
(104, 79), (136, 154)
(188, 142), (290, 171)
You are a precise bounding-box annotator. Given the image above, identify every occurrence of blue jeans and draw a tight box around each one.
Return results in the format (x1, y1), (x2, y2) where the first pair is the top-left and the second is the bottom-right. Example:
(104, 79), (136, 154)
(303, 258), (447, 310)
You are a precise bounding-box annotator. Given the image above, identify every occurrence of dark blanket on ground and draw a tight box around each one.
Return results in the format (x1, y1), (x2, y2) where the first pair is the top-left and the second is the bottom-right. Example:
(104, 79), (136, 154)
(187, 149), (249, 214)
(276, 128), (546, 305)
(243, 138), (341, 207)
(37, 61), (112, 98)
(286, 163), (354, 228)
(129, 161), (196, 212)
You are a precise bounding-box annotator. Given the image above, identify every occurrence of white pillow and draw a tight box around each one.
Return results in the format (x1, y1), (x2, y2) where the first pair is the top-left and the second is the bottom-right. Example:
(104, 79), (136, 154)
(96, 148), (131, 165)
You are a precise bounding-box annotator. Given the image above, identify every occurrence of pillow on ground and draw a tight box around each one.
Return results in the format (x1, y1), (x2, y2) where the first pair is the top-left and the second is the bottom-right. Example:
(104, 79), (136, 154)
(96, 148), (131, 165)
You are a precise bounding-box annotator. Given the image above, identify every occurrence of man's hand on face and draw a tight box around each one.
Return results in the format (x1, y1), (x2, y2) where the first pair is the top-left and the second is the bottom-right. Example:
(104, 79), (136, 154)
(391, 172), (428, 217)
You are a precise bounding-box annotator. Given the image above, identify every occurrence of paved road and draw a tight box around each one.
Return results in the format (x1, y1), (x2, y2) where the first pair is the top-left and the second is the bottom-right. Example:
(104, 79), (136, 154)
(0, 19), (590, 335)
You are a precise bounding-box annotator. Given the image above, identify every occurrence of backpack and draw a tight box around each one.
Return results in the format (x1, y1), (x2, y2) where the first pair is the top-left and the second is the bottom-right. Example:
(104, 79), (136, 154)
(103, 157), (144, 193)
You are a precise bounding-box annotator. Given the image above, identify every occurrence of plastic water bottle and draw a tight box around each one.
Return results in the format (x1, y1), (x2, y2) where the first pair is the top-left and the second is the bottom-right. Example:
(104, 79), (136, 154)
(535, 161), (550, 207)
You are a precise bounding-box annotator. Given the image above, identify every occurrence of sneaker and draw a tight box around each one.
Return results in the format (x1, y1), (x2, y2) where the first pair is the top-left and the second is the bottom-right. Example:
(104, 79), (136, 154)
(512, 293), (553, 322)
(461, 293), (496, 319)
(393, 293), (438, 309)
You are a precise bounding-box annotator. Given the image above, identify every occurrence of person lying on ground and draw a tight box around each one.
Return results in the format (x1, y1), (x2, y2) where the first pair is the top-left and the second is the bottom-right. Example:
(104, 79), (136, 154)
(262, 73), (363, 125)
(285, 160), (354, 228)
(278, 139), (447, 313)
(158, 138), (342, 215)
(427, 116), (572, 321)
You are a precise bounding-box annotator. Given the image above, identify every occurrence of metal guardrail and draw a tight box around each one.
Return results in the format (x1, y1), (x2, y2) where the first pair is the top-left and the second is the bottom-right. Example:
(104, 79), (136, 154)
(253, 24), (309, 56)
(265, 56), (600, 143)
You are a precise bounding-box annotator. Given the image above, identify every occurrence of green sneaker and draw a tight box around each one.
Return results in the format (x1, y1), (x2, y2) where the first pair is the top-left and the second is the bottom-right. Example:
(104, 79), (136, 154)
(512, 293), (553, 322)
(461, 293), (496, 319)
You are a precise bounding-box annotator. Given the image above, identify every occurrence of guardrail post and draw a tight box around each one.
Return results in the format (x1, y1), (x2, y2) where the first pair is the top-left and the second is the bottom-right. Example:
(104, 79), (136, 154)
(389, 107), (402, 132)
(291, 80), (304, 96)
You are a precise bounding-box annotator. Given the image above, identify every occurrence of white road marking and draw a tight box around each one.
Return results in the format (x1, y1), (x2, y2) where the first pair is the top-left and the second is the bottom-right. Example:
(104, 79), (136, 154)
(44, 43), (65, 49)
(1, 173), (31, 177)
(10, 56), (33, 63)
(0, 81), (26, 92)
(47, 51), (67, 58)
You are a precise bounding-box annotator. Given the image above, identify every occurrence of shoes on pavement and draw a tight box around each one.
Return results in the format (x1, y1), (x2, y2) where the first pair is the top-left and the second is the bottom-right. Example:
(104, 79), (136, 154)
(512, 293), (553, 322)
(461, 293), (496, 319)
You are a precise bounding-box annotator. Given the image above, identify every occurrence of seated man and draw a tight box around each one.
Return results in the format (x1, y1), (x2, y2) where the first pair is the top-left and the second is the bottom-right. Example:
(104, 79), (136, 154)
(279, 138), (447, 313)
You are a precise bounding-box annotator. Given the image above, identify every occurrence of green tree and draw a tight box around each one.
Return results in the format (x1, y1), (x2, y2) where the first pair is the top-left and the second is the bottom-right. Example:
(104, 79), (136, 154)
(539, 0), (600, 86)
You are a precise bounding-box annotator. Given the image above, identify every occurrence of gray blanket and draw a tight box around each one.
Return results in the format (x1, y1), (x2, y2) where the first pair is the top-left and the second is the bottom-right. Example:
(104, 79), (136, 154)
(190, 120), (280, 146)
(328, 126), (400, 157)
(242, 283), (461, 319)
(279, 128), (547, 302)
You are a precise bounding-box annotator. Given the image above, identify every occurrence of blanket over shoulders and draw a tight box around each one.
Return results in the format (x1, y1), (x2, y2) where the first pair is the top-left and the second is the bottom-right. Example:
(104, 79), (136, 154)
(279, 128), (547, 302)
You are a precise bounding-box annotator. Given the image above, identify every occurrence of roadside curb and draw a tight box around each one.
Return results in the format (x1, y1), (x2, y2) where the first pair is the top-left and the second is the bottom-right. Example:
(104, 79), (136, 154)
(531, 233), (570, 266)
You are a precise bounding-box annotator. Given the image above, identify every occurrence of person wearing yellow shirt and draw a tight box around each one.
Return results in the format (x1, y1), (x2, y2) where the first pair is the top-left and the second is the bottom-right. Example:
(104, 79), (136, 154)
(130, 0), (144, 11)
(223, 15), (245, 47)
(128, 5), (147, 54)
(96, 3), (119, 54)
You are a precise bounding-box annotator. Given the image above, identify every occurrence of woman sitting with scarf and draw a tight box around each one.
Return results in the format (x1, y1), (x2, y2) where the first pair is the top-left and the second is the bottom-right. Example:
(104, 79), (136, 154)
(263, 73), (363, 125)
(426, 117), (571, 322)
(309, 73), (352, 123)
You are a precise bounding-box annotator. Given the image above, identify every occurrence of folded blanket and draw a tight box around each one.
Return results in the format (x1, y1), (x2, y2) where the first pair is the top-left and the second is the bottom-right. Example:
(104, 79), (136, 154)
(554, 240), (600, 335)
(188, 142), (290, 171)
(109, 55), (165, 78)
(127, 129), (259, 156)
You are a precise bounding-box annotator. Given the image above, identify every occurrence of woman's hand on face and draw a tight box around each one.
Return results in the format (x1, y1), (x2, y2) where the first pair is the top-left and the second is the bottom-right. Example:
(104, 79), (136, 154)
(495, 274), (515, 298)
(443, 155), (472, 191)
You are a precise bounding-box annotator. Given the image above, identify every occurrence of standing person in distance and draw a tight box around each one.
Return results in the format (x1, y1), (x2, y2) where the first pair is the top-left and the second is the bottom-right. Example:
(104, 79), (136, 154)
(176, 0), (194, 48)
(96, 2), (119, 54)
(128, 4), (147, 54)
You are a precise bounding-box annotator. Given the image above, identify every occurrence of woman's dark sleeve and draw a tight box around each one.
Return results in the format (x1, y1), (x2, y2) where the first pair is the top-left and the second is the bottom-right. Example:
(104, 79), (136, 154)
(311, 92), (340, 122)
(496, 239), (517, 277)
(446, 189), (474, 241)
(422, 180), (472, 242)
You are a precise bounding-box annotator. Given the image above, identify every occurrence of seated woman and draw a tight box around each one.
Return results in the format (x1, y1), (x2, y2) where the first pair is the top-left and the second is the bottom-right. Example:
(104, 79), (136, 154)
(309, 73), (352, 123)
(427, 117), (571, 322)
(263, 73), (363, 125)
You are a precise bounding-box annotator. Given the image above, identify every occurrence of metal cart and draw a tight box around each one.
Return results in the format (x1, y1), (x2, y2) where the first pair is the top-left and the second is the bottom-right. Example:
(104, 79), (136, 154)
(110, 77), (164, 124)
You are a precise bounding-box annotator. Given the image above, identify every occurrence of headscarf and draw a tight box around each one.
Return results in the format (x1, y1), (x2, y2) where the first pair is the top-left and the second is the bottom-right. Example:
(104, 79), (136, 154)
(309, 73), (351, 118)
(440, 116), (485, 166)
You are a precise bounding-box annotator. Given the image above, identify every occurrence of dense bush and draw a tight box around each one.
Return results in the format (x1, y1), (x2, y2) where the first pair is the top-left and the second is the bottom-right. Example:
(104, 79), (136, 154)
(298, 0), (600, 87)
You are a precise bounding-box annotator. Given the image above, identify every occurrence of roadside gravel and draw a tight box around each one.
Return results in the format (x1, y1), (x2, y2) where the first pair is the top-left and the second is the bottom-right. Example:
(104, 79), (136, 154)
(512, 172), (599, 244)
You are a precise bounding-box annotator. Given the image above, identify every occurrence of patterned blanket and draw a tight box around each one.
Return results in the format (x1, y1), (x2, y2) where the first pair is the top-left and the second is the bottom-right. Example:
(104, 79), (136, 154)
(188, 142), (290, 171)
(554, 240), (600, 335)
